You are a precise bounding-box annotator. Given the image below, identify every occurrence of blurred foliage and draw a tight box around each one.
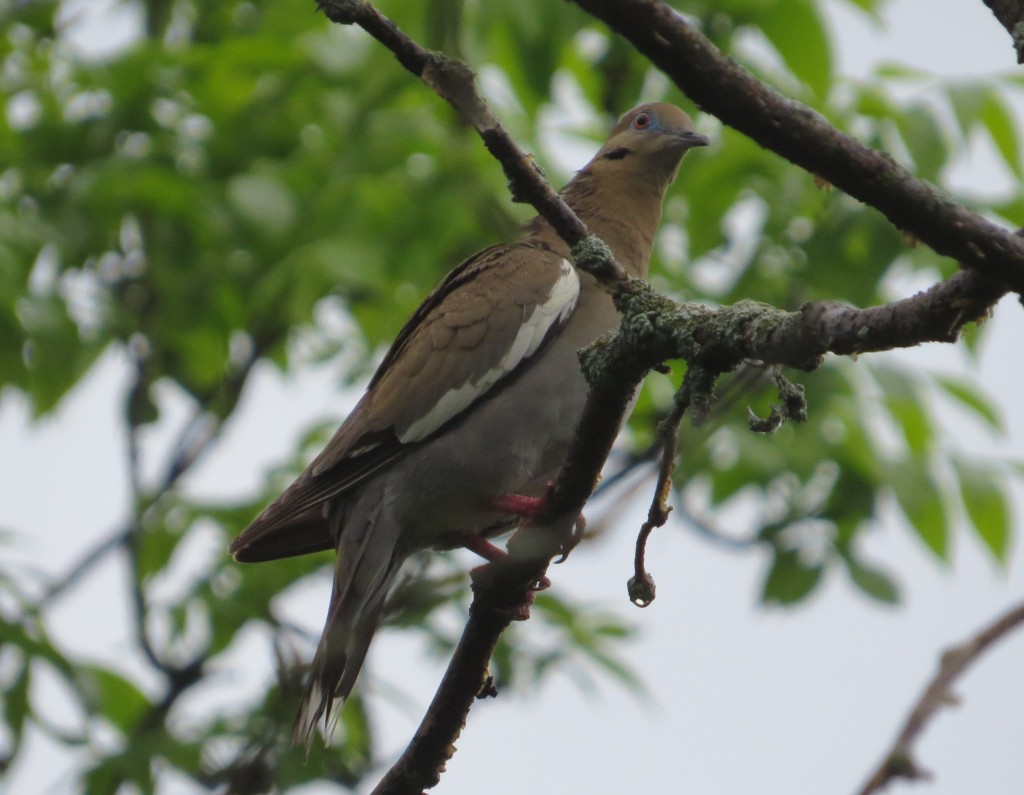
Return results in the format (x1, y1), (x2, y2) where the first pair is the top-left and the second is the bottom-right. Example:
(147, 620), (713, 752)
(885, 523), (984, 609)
(1, 0), (1022, 791)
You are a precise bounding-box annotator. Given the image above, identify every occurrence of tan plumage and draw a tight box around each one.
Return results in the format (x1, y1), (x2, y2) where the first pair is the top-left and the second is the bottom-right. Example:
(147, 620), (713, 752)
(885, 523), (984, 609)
(229, 103), (709, 743)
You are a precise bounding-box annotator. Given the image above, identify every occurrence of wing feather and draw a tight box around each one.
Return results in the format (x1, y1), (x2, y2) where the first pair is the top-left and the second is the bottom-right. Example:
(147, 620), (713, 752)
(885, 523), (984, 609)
(230, 243), (580, 562)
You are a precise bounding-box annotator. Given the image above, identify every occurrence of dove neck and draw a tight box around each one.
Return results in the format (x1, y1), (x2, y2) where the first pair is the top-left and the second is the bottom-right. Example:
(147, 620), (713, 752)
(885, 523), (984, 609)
(528, 168), (669, 279)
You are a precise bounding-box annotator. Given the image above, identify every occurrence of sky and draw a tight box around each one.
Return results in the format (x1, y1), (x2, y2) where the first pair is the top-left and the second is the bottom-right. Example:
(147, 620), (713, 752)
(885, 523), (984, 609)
(2, 1), (1024, 794)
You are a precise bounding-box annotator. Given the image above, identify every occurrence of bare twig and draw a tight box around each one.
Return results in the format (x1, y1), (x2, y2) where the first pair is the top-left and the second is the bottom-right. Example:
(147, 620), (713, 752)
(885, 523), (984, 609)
(572, 0), (1024, 292)
(628, 366), (715, 607)
(370, 560), (539, 795)
(676, 502), (760, 550)
(857, 600), (1024, 794)
(123, 346), (166, 673)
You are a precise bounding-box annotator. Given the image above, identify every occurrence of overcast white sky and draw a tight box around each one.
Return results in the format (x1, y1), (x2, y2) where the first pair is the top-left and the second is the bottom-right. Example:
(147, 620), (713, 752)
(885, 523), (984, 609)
(2, 1), (1023, 794)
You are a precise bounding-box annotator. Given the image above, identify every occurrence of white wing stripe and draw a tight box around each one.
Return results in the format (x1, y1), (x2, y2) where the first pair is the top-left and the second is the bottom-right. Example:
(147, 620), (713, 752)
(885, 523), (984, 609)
(399, 259), (580, 443)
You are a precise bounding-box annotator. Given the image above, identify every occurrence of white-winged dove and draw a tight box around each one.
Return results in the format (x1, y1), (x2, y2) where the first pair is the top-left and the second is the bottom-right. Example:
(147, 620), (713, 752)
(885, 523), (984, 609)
(230, 103), (709, 743)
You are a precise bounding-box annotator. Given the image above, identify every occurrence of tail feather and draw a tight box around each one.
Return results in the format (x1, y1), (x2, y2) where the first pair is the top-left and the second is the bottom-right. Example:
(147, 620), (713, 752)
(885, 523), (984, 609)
(292, 501), (404, 747)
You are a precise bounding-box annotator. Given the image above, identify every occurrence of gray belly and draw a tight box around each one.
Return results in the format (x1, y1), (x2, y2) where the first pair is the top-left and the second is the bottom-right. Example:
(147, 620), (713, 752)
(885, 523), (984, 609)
(377, 287), (622, 552)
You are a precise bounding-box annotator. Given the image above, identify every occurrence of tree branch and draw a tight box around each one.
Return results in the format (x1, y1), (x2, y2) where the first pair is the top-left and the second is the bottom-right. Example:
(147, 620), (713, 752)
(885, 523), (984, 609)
(315, 0), (630, 288)
(571, 0), (1024, 292)
(40, 345), (263, 607)
(979, 0), (1024, 62)
(370, 561), (536, 794)
(856, 600), (1024, 794)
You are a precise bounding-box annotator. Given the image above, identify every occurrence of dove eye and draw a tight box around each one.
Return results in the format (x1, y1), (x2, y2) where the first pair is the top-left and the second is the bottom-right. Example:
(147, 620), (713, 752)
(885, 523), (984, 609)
(632, 112), (652, 129)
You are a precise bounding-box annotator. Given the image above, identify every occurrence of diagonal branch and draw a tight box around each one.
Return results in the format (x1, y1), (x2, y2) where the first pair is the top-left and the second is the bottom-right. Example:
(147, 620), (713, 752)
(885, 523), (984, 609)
(571, 0), (1024, 292)
(979, 0), (1024, 62)
(315, 0), (630, 289)
(856, 599), (1024, 794)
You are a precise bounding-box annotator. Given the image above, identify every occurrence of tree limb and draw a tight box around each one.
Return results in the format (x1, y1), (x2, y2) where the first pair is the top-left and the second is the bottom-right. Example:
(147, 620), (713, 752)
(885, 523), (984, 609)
(40, 344), (263, 607)
(856, 600), (1024, 794)
(571, 0), (1024, 292)
(979, 0), (1024, 62)
(314, 0), (631, 288)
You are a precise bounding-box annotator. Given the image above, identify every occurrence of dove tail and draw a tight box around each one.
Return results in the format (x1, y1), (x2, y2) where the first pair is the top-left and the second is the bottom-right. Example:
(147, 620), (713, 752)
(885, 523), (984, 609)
(292, 505), (405, 747)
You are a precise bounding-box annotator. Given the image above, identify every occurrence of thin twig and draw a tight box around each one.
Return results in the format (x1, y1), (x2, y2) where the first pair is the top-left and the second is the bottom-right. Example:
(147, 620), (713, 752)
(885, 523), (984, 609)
(628, 366), (715, 607)
(123, 346), (167, 673)
(676, 502), (760, 550)
(857, 600), (1024, 795)
(40, 349), (261, 607)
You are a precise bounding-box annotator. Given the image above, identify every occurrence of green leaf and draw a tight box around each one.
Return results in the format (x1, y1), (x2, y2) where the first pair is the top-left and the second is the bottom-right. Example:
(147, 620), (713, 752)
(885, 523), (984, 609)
(873, 364), (933, 454)
(843, 554), (900, 604)
(981, 89), (1023, 179)
(894, 103), (949, 181)
(577, 644), (645, 696)
(953, 458), (1011, 563)
(874, 62), (932, 80)
(946, 83), (986, 137)
(19, 295), (103, 416)
(838, 0), (883, 22)
(1, 661), (31, 748)
(884, 394), (932, 455)
(761, 548), (823, 605)
(934, 374), (1004, 433)
(76, 666), (151, 733)
(888, 460), (949, 559)
(758, 0), (833, 99)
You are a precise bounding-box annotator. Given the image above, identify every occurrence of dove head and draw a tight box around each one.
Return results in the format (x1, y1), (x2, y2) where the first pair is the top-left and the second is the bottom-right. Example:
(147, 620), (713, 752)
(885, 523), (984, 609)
(536, 103), (708, 275)
(591, 103), (709, 189)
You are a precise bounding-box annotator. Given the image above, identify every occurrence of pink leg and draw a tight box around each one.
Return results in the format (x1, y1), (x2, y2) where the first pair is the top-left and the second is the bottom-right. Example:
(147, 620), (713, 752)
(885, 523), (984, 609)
(462, 536), (507, 563)
(487, 493), (544, 518)
(487, 485), (587, 563)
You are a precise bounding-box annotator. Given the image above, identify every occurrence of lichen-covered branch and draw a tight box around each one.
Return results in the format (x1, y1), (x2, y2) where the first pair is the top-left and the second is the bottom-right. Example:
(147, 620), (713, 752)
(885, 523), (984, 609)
(583, 269), (1004, 389)
(572, 0), (1024, 292)
(856, 600), (1024, 794)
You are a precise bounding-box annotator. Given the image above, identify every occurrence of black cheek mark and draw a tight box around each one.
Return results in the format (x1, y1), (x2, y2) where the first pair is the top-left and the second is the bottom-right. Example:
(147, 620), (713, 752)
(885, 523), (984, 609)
(603, 147), (630, 161)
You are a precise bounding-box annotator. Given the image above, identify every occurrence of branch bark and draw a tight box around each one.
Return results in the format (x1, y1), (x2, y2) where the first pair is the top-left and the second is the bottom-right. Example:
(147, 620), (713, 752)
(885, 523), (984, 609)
(979, 0), (1024, 62)
(572, 0), (1024, 292)
(857, 600), (1024, 794)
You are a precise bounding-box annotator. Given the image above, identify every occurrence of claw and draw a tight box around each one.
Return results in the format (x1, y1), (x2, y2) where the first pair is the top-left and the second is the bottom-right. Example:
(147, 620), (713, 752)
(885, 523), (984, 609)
(554, 513), (586, 564)
(489, 482), (587, 564)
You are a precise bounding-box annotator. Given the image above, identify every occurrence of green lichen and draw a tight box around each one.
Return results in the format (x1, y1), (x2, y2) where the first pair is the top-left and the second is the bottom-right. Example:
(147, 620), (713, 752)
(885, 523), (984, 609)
(1014, 22), (1024, 63)
(571, 235), (616, 280)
